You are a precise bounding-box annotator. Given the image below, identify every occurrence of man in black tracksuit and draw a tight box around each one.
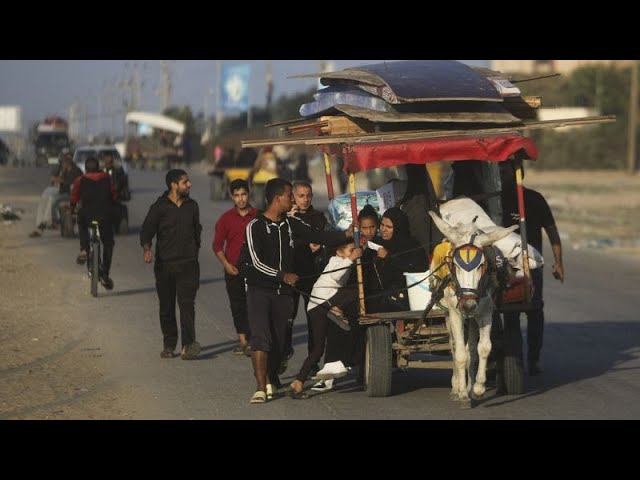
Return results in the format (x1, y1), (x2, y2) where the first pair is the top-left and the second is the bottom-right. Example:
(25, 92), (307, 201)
(240, 178), (350, 403)
(141, 169), (203, 360)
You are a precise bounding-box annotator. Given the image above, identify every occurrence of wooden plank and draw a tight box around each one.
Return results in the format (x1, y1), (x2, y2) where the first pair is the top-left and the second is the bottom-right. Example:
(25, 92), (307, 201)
(241, 115), (616, 148)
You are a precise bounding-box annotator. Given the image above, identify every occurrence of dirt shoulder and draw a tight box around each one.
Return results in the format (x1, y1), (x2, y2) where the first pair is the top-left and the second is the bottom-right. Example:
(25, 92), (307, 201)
(0, 168), (136, 419)
(525, 169), (640, 256)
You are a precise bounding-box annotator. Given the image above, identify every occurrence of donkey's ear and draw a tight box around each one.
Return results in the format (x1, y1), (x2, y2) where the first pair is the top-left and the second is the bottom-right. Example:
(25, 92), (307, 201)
(474, 225), (519, 248)
(429, 211), (464, 245)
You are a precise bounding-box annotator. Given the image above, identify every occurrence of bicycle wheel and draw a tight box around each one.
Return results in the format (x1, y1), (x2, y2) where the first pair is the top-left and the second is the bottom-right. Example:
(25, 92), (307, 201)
(91, 240), (100, 297)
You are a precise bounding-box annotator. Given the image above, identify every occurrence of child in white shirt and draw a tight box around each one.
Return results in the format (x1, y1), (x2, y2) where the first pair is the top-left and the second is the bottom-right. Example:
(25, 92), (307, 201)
(289, 241), (362, 399)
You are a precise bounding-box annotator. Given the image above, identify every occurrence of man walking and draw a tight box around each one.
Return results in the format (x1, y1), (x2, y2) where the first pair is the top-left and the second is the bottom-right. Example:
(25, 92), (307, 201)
(240, 178), (350, 403)
(500, 159), (565, 376)
(141, 169), (203, 360)
(282, 180), (328, 374)
(213, 179), (257, 356)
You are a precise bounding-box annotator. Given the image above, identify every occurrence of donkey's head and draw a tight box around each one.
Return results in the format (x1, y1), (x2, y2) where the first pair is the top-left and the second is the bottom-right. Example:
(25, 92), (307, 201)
(429, 211), (517, 316)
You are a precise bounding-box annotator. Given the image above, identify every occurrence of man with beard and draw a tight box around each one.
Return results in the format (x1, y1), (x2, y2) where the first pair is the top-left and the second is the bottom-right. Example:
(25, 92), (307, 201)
(141, 169), (203, 360)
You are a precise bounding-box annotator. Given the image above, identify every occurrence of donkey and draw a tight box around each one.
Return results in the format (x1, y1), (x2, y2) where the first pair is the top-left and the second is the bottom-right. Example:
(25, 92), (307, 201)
(428, 211), (517, 406)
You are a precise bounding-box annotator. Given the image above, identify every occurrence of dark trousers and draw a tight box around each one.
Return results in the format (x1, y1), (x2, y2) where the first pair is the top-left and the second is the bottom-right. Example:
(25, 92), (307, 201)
(78, 213), (115, 276)
(503, 268), (544, 366)
(295, 304), (331, 382)
(324, 285), (363, 367)
(225, 273), (250, 337)
(247, 286), (294, 383)
(291, 278), (315, 355)
(154, 260), (200, 350)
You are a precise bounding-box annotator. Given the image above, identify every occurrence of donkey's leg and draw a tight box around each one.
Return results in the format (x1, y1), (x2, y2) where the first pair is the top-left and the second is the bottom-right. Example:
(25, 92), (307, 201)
(466, 318), (479, 394)
(473, 313), (493, 398)
(448, 308), (469, 401)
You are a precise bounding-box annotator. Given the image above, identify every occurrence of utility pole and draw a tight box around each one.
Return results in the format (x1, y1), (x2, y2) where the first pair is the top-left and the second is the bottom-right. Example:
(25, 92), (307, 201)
(160, 60), (172, 112)
(266, 60), (273, 110)
(214, 60), (222, 138)
(628, 61), (638, 174)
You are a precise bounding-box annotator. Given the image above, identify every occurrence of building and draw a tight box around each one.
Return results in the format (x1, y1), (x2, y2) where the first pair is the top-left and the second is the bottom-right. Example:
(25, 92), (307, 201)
(491, 60), (635, 75)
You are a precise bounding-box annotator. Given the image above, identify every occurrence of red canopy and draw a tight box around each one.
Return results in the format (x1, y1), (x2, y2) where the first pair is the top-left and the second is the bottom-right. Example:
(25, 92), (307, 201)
(342, 134), (537, 173)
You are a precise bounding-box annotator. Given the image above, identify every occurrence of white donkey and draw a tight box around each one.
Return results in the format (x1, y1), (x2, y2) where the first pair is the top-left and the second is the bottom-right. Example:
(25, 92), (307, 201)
(428, 212), (517, 406)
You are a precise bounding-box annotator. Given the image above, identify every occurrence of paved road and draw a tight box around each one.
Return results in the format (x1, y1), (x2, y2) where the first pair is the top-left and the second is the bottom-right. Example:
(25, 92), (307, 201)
(2, 165), (640, 419)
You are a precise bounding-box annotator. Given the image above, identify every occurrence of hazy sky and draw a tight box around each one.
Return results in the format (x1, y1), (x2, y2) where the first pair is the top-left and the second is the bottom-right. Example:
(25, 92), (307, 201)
(0, 60), (488, 136)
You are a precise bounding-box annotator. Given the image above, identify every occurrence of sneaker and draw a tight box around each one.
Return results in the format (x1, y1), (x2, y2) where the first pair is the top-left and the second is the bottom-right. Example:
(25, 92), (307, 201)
(100, 276), (114, 290)
(311, 379), (335, 392)
(160, 349), (176, 359)
(313, 361), (350, 380)
(181, 341), (201, 360)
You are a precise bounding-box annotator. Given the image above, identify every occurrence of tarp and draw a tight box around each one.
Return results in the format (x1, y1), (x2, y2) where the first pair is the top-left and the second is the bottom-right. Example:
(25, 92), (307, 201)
(125, 111), (185, 135)
(343, 134), (537, 173)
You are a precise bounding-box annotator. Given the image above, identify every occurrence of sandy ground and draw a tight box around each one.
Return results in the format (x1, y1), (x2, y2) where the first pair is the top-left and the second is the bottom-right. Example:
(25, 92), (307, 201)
(525, 169), (640, 256)
(0, 176), (136, 420)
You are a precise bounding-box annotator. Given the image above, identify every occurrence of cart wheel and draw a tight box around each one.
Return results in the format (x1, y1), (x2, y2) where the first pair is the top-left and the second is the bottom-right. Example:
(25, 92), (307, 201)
(210, 175), (224, 201)
(502, 355), (524, 395)
(365, 324), (393, 397)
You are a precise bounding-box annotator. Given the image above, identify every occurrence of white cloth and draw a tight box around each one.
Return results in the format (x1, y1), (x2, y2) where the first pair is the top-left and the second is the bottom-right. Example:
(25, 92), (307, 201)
(307, 256), (353, 311)
(439, 196), (544, 271)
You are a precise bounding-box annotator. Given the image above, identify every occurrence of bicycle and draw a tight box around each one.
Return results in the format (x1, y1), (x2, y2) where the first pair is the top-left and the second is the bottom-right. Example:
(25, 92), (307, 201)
(88, 220), (102, 297)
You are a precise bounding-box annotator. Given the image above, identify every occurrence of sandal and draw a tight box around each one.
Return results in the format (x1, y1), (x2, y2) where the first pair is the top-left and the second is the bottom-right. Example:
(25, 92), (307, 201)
(289, 389), (310, 400)
(250, 391), (267, 404)
(327, 311), (351, 332)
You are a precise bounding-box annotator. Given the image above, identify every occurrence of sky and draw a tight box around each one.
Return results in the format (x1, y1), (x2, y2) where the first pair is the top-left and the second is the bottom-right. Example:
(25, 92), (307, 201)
(0, 60), (488, 138)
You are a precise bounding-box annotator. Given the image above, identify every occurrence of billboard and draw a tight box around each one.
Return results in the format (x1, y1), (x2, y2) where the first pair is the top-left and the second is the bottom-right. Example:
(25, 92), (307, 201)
(220, 64), (251, 113)
(0, 106), (21, 132)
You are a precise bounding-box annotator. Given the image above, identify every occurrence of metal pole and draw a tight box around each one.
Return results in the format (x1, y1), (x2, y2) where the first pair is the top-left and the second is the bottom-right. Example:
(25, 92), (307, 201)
(324, 152), (335, 199)
(515, 165), (532, 303)
(349, 172), (366, 315)
(628, 61), (638, 174)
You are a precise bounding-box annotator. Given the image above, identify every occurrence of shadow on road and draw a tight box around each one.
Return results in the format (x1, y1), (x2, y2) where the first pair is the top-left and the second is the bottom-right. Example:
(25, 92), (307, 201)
(479, 320), (640, 407)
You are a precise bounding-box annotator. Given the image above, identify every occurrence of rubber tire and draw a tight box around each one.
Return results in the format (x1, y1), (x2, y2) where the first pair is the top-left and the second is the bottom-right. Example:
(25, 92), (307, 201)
(365, 324), (393, 397)
(502, 355), (524, 395)
(60, 208), (75, 238)
(90, 242), (100, 298)
(210, 175), (224, 201)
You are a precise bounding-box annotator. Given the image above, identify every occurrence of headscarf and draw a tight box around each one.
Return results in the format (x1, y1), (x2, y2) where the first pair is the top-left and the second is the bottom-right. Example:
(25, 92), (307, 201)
(379, 207), (412, 253)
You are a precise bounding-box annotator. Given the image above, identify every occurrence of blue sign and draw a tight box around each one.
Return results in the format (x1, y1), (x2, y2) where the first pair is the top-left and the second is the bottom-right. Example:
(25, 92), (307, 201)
(220, 63), (251, 113)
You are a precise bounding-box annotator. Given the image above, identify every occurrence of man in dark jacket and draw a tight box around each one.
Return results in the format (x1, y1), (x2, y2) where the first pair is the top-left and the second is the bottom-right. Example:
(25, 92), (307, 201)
(70, 156), (117, 289)
(240, 178), (350, 403)
(140, 169), (203, 360)
(282, 180), (328, 375)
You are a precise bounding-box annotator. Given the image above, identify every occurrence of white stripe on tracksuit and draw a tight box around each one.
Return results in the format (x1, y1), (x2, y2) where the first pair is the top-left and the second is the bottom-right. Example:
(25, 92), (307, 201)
(246, 218), (279, 277)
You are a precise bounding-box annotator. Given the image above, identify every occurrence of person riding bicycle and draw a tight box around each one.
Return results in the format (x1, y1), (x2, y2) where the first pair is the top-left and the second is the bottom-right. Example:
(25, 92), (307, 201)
(70, 156), (118, 289)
